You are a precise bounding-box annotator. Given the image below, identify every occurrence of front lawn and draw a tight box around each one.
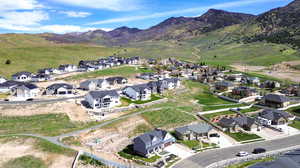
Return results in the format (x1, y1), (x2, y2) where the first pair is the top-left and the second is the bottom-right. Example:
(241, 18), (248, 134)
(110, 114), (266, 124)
(238, 106), (261, 114)
(226, 132), (261, 142)
(287, 106), (300, 117)
(141, 108), (197, 128)
(226, 157), (274, 168)
(177, 140), (200, 149)
(118, 145), (160, 163)
(121, 95), (162, 105)
(289, 120), (300, 130)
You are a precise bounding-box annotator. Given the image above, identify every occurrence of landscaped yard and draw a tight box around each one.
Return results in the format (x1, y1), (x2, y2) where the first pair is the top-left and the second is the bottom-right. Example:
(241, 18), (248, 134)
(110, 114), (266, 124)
(121, 95), (162, 105)
(118, 145), (161, 163)
(288, 120), (300, 130)
(0, 114), (99, 136)
(177, 140), (214, 150)
(65, 66), (153, 81)
(141, 108), (197, 128)
(238, 106), (261, 114)
(287, 106), (300, 117)
(202, 104), (245, 111)
(226, 132), (262, 142)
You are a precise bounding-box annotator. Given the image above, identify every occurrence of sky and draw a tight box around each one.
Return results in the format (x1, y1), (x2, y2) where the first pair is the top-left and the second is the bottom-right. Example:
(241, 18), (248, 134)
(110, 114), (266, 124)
(0, 0), (293, 34)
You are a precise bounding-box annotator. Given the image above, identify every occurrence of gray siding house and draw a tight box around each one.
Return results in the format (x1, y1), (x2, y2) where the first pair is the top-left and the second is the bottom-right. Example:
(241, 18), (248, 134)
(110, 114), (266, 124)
(133, 129), (175, 158)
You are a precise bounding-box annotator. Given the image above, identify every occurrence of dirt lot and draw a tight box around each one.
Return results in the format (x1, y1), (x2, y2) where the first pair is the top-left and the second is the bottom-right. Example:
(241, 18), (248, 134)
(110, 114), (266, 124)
(232, 61), (300, 82)
(0, 138), (74, 168)
(73, 116), (152, 164)
(0, 100), (91, 121)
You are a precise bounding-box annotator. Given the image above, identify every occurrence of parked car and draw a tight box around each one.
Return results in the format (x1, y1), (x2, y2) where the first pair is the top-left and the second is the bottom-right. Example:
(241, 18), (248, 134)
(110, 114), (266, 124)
(252, 148), (266, 154)
(210, 133), (220, 138)
(236, 151), (249, 157)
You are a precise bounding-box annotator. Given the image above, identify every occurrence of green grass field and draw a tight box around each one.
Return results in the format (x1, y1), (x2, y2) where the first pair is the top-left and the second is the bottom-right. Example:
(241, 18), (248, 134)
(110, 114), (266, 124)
(118, 145), (161, 163)
(226, 132), (261, 142)
(226, 157), (274, 168)
(121, 95), (161, 105)
(202, 111), (236, 120)
(0, 114), (99, 136)
(3, 155), (47, 168)
(141, 108), (197, 128)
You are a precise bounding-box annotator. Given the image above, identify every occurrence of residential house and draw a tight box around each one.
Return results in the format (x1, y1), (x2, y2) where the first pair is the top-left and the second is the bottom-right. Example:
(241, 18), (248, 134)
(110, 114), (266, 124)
(257, 109), (295, 126)
(106, 77), (128, 85)
(137, 72), (156, 80)
(261, 80), (281, 89)
(227, 74), (242, 82)
(281, 85), (300, 96)
(31, 73), (51, 82)
(0, 81), (23, 93)
(147, 58), (157, 65)
(262, 94), (290, 108)
(58, 64), (78, 73)
(0, 76), (7, 84)
(232, 86), (258, 97)
(38, 68), (53, 75)
(79, 80), (98, 91)
(133, 129), (175, 158)
(85, 90), (120, 109)
(218, 116), (257, 133)
(163, 78), (181, 90)
(12, 72), (33, 82)
(123, 84), (152, 101)
(45, 83), (74, 95)
(11, 83), (39, 100)
(175, 123), (216, 141)
(215, 81), (234, 91)
(147, 81), (164, 94)
(97, 79), (110, 89)
(247, 77), (260, 86)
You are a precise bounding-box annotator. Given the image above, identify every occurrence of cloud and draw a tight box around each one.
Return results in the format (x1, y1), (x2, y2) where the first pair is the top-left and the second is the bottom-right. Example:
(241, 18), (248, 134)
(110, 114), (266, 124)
(59, 11), (91, 18)
(50, 0), (140, 11)
(0, 11), (49, 30)
(88, 0), (286, 25)
(0, 0), (43, 11)
(38, 25), (97, 33)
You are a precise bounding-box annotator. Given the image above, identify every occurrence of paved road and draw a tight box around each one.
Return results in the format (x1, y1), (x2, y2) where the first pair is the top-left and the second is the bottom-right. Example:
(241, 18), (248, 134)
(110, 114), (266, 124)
(0, 96), (84, 105)
(173, 134), (300, 168)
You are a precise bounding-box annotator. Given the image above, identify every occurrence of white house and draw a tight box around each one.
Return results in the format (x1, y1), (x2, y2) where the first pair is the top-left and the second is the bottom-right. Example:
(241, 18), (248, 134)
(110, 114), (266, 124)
(79, 80), (98, 91)
(45, 83), (74, 96)
(97, 79), (110, 89)
(11, 83), (39, 100)
(85, 90), (120, 109)
(163, 78), (181, 90)
(58, 64), (78, 73)
(0, 76), (6, 84)
(0, 81), (22, 93)
(12, 72), (33, 82)
(123, 84), (152, 101)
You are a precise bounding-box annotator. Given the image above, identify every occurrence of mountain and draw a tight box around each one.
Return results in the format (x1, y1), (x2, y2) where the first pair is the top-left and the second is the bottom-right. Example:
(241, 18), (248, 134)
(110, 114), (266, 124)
(45, 9), (255, 45)
(243, 0), (300, 48)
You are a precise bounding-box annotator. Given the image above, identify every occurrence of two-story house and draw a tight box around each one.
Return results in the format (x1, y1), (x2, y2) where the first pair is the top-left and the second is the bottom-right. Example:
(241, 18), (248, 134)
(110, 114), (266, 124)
(85, 90), (120, 109)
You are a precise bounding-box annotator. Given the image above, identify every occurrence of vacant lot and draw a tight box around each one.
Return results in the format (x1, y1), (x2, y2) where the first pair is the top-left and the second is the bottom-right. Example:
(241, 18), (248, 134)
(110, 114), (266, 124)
(0, 113), (99, 136)
(65, 66), (152, 81)
(0, 136), (75, 168)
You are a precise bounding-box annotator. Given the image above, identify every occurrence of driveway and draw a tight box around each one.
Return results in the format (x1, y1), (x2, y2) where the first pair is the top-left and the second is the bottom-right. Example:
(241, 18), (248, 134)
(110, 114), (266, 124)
(210, 131), (237, 148)
(164, 144), (193, 159)
(252, 126), (300, 140)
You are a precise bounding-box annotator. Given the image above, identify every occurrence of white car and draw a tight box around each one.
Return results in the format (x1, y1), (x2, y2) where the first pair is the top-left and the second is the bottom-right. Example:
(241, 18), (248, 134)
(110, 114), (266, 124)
(237, 151), (249, 157)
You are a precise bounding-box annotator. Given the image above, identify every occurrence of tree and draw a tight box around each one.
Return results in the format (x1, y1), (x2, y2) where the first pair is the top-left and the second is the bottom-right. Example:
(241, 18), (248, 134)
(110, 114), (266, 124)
(5, 59), (11, 65)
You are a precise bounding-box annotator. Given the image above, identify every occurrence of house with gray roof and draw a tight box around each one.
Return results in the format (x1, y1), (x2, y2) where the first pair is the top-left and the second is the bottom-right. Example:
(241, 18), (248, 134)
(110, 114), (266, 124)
(218, 116), (257, 133)
(12, 71), (33, 82)
(257, 109), (295, 126)
(133, 129), (175, 158)
(79, 80), (98, 91)
(85, 90), (120, 109)
(96, 79), (109, 89)
(215, 81), (234, 91)
(123, 84), (152, 101)
(45, 83), (74, 96)
(163, 78), (181, 90)
(31, 73), (51, 82)
(174, 123), (216, 141)
(106, 77), (128, 85)
(11, 83), (39, 100)
(0, 80), (23, 93)
(58, 64), (78, 73)
(262, 94), (290, 108)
